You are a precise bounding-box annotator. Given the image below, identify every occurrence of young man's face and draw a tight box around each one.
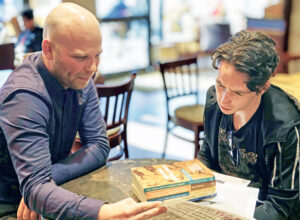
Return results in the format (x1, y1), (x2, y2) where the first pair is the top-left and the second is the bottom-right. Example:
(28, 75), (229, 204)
(215, 61), (261, 115)
(50, 30), (102, 90)
(22, 17), (34, 30)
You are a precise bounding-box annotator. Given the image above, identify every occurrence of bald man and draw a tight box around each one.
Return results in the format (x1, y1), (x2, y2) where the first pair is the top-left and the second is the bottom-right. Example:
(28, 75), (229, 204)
(0, 3), (166, 220)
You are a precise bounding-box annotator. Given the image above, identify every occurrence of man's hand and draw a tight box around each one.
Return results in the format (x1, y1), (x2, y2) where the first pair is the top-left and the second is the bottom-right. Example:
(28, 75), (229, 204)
(98, 197), (167, 220)
(17, 198), (41, 220)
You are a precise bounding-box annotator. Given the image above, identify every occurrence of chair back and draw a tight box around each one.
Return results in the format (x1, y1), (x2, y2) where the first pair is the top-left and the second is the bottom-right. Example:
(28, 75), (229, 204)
(0, 43), (15, 70)
(95, 73), (136, 160)
(159, 57), (199, 119)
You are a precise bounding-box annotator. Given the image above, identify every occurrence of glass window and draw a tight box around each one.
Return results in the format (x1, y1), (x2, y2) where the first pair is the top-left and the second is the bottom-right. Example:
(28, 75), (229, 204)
(28, 0), (62, 27)
(96, 0), (148, 19)
(150, 0), (162, 44)
(99, 20), (149, 74)
(95, 0), (150, 74)
(162, 0), (283, 43)
(0, 0), (23, 22)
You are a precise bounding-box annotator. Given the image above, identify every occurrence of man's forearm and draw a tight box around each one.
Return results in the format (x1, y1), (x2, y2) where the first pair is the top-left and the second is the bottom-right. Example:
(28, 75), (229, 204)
(51, 142), (109, 185)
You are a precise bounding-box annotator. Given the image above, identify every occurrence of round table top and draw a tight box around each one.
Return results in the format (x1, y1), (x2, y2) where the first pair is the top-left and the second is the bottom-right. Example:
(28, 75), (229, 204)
(62, 158), (176, 203)
(2, 159), (175, 220)
(4, 159), (250, 220)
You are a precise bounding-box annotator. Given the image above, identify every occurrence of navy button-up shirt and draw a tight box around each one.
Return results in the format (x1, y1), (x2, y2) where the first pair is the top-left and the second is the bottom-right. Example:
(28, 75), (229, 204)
(0, 52), (109, 219)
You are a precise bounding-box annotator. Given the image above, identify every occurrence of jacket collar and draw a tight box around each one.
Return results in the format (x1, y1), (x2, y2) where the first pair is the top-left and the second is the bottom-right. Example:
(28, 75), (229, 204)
(261, 84), (300, 145)
(205, 85), (300, 146)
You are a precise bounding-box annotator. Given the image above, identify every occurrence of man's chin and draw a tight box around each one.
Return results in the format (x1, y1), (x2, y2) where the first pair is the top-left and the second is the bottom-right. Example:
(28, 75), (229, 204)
(219, 105), (234, 115)
(71, 82), (89, 90)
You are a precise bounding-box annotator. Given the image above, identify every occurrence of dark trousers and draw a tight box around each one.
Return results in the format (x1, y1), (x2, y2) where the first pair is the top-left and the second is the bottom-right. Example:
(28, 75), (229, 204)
(0, 203), (18, 218)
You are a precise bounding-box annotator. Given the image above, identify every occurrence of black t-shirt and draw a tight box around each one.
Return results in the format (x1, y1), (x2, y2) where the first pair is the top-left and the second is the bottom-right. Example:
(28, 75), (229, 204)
(217, 100), (264, 187)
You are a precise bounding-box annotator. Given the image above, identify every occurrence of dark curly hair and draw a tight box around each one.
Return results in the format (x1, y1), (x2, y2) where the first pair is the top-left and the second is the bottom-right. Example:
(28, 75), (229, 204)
(22, 8), (34, 20)
(211, 30), (279, 93)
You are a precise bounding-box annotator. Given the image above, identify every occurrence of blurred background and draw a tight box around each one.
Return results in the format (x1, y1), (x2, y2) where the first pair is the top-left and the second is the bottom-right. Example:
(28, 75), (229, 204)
(1, 0), (299, 74)
(1, 0), (300, 160)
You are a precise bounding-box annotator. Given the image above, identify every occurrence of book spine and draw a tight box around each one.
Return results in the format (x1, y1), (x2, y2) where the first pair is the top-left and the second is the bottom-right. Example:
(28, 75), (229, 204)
(144, 181), (190, 192)
(148, 187), (217, 202)
(191, 180), (215, 192)
(189, 176), (215, 184)
(145, 181), (216, 200)
(144, 177), (215, 192)
(145, 185), (190, 200)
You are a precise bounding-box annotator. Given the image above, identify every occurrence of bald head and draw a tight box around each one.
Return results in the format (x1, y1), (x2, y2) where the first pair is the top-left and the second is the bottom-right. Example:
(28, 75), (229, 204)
(41, 3), (102, 90)
(43, 3), (101, 44)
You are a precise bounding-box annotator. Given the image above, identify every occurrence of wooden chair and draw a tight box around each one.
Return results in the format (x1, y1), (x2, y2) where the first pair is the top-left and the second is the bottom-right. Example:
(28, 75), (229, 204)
(96, 73), (136, 161)
(246, 0), (300, 74)
(0, 43), (15, 70)
(159, 57), (204, 158)
(280, 52), (300, 73)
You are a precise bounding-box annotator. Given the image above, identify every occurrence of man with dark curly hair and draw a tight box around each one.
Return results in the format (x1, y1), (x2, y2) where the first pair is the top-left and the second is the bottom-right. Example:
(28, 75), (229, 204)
(198, 30), (300, 220)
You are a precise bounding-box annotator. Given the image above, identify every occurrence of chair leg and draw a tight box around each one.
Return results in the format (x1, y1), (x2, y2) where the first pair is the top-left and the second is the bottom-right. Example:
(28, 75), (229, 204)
(123, 138), (129, 158)
(123, 128), (129, 158)
(194, 127), (200, 158)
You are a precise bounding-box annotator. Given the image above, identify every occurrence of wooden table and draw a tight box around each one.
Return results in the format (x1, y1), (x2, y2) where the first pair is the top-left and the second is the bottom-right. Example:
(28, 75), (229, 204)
(61, 158), (250, 220)
(61, 158), (175, 203)
(2, 159), (174, 220)
(3, 159), (251, 219)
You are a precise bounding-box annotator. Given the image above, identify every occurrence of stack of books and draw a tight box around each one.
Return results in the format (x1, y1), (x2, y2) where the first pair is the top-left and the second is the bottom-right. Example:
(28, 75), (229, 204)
(131, 159), (216, 202)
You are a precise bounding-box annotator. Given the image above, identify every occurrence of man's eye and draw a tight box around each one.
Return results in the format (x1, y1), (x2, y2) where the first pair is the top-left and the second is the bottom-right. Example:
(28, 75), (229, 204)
(75, 56), (86, 60)
(235, 92), (243, 96)
(216, 83), (224, 88)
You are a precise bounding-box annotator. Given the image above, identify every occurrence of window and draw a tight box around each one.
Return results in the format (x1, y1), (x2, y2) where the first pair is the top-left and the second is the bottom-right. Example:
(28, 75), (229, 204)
(96, 0), (150, 75)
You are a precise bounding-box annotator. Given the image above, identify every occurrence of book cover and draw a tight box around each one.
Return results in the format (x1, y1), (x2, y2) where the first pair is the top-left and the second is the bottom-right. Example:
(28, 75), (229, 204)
(132, 183), (217, 202)
(131, 159), (216, 201)
(141, 180), (216, 200)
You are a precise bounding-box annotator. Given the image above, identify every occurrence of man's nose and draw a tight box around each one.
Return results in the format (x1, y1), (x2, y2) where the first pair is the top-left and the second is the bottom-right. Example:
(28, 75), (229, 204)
(221, 89), (232, 104)
(86, 58), (98, 73)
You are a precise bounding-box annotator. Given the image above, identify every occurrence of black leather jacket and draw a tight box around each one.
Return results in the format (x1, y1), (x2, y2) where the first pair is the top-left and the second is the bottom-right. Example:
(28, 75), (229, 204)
(198, 85), (300, 220)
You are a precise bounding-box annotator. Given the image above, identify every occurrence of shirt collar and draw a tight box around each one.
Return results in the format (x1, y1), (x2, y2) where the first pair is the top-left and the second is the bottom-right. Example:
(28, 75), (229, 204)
(35, 53), (70, 95)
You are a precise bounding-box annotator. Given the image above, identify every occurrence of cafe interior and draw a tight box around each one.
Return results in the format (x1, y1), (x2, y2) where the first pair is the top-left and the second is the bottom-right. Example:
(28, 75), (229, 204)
(1, 0), (300, 162)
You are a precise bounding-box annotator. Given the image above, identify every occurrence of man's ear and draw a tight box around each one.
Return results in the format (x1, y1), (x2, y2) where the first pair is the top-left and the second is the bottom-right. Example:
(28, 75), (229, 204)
(42, 39), (53, 60)
(260, 81), (271, 95)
